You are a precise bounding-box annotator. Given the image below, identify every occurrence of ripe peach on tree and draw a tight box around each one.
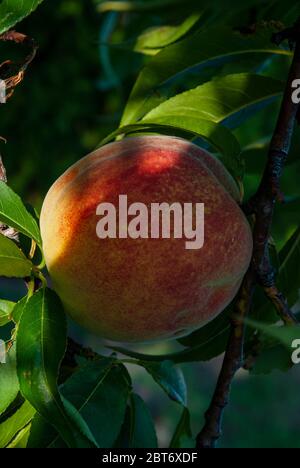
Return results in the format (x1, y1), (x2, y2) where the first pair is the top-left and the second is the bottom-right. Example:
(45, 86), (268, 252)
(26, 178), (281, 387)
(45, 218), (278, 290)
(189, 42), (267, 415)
(40, 135), (253, 342)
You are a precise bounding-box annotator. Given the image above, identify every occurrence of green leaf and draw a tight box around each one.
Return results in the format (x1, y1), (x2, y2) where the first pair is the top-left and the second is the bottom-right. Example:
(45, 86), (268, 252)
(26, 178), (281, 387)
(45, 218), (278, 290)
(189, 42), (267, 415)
(16, 288), (97, 448)
(134, 13), (201, 55)
(26, 414), (57, 448)
(178, 308), (231, 348)
(273, 196), (300, 249)
(0, 182), (42, 247)
(0, 346), (19, 416)
(28, 358), (131, 448)
(141, 360), (187, 406)
(246, 319), (300, 349)
(0, 234), (32, 278)
(121, 25), (291, 125)
(6, 424), (31, 448)
(98, 0), (190, 13)
(142, 74), (283, 129)
(0, 299), (15, 326)
(111, 340), (224, 363)
(245, 319), (300, 375)
(11, 295), (29, 324)
(110, 309), (231, 363)
(100, 119), (242, 178)
(61, 360), (130, 448)
(0, 401), (35, 448)
(115, 393), (158, 448)
(0, 0), (44, 35)
(60, 397), (98, 447)
(278, 227), (300, 306)
(252, 226), (300, 327)
(170, 407), (194, 448)
(250, 342), (293, 375)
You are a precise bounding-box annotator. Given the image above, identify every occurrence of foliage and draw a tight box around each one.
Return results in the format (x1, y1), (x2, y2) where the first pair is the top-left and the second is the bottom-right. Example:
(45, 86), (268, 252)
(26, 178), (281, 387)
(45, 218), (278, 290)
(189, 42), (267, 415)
(0, 0), (300, 449)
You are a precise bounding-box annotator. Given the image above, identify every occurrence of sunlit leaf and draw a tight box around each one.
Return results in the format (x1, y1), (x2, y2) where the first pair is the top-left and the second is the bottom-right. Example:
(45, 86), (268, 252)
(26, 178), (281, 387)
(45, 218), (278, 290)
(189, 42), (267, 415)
(134, 13), (201, 55)
(97, 0), (193, 13)
(6, 424), (31, 448)
(142, 74), (283, 129)
(121, 26), (290, 125)
(0, 401), (35, 448)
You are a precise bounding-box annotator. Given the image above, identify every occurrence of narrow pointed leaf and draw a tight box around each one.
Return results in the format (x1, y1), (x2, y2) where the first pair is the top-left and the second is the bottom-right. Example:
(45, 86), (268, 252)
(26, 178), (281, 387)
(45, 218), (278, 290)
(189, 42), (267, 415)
(6, 424), (31, 448)
(134, 13), (201, 55)
(0, 401), (35, 448)
(0, 299), (15, 326)
(116, 393), (158, 448)
(142, 74), (283, 129)
(28, 359), (131, 448)
(0, 0), (45, 35)
(245, 319), (300, 349)
(170, 407), (194, 448)
(0, 182), (42, 247)
(16, 288), (97, 448)
(11, 295), (29, 324)
(121, 26), (291, 125)
(0, 234), (32, 278)
(141, 360), (187, 406)
(0, 346), (19, 416)
(98, 0), (191, 13)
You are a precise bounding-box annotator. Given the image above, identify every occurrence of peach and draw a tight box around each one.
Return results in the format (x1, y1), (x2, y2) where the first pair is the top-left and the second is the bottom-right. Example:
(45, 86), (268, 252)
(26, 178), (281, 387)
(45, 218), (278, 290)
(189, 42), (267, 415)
(40, 136), (253, 342)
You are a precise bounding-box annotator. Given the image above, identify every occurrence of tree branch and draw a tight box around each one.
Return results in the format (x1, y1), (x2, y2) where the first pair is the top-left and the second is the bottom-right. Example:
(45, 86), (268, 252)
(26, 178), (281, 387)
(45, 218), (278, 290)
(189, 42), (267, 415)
(196, 21), (300, 449)
(196, 269), (255, 448)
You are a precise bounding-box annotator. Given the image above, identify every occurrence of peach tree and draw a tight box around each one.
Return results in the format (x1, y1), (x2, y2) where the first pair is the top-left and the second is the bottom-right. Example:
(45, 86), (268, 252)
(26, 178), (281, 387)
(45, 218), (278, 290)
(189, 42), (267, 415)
(0, 0), (300, 449)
